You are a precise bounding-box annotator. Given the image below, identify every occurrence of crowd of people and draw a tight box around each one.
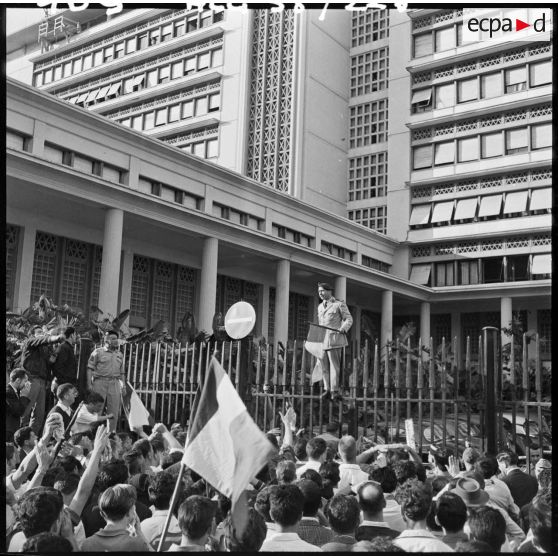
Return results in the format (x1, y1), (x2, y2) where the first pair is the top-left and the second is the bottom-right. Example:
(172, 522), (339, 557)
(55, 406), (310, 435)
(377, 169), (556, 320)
(5, 328), (553, 553)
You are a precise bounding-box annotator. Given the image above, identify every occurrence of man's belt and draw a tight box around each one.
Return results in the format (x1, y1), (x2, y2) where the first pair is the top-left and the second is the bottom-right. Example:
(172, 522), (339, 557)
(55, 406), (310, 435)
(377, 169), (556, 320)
(93, 376), (120, 381)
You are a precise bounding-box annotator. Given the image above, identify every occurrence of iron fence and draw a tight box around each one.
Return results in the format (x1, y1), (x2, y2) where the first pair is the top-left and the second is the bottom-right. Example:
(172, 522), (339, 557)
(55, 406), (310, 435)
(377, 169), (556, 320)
(78, 330), (550, 471)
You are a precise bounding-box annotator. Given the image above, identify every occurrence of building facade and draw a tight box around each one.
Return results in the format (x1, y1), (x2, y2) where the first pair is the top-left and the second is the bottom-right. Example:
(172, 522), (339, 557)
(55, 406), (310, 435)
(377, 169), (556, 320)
(5, 6), (552, 363)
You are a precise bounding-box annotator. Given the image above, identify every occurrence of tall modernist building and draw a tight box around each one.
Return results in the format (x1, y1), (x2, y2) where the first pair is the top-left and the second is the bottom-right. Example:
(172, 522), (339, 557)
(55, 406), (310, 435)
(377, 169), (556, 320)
(6, 7), (551, 363)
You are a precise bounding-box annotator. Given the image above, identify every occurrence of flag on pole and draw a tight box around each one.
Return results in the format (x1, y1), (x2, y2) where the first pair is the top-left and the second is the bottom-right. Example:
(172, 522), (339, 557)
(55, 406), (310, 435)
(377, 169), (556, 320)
(182, 357), (276, 504)
(121, 381), (153, 430)
(304, 322), (327, 359)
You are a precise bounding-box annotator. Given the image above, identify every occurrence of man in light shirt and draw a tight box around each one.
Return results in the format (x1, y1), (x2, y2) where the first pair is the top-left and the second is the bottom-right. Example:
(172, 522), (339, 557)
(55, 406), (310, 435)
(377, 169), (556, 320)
(72, 391), (113, 434)
(337, 436), (369, 493)
(260, 485), (322, 552)
(296, 437), (327, 479)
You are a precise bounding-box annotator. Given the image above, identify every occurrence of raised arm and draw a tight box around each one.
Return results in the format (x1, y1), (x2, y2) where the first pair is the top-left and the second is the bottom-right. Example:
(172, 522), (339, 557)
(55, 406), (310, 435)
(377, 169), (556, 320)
(68, 424), (109, 517)
(151, 423), (183, 450)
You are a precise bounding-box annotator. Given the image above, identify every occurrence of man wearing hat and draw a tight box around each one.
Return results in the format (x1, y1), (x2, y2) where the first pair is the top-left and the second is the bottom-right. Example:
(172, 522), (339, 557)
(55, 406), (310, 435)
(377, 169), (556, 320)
(316, 282), (353, 401)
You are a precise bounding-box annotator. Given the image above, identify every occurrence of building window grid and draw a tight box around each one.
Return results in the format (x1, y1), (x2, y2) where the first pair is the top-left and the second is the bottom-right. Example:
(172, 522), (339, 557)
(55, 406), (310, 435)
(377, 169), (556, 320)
(350, 47), (389, 97)
(116, 89), (220, 131)
(6, 225), (20, 309)
(411, 44), (551, 88)
(34, 8), (225, 81)
(349, 206), (387, 234)
(56, 37), (223, 105)
(412, 118), (552, 171)
(349, 100), (388, 148)
(321, 242), (356, 263)
(351, 9), (389, 47)
(271, 224), (313, 247)
(348, 152), (388, 201)
(361, 255), (390, 273)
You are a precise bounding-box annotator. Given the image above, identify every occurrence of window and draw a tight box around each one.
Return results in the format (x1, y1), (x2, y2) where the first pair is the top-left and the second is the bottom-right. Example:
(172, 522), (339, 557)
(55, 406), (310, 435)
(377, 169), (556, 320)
(114, 42), (124, 59)
(63, 61), (72, 77)
(174, 190), (184, 204)
(193, 142), (205, 157)
(531, 123), (552, 150)
(182, 100), (193, 118)
(435, 27), (454, 52)
(195, 96), (208, 116)
(505, 128), (528, 154)
(159, 66), (170, 84)
(155, 108), (167, 126)
(457, 78), (478, 103)
(206, 138), (218, 158)
(92, 160), (103, 176)
(414, 32), (432, 57)
(174, 20), (185, 37)
(147, 69), (158, 87)
(169, 104), (180, 122)
(171, 61), (183, 80)
(126, 37), (137, 54)
(185, 57), (196, 75)
(103, 46), (114, 62)
(481, 72), (503, 99)
(482, 257), (504, 283)
(161, 24), (172, 42)
(200, 10), (212, 28)
(73, 57), (83, 73)
(35, 72), (44, 86)
(144, 112), (154, 130)
(211, 48), (223, 67)
(197, 52), (210, 70)
(43, 68), (53, 84)
(62, 150), (73, 166)
(132, 115), (143, 130)
(459, 261), (479, 285)
(481, 132), (503, 158)
(54, 65), (62, 81)
(411, 89), (432, 112)
(458, 137), (479, 162)
(93, 50), (103, 66)
(413, 145), (432, 169)
(505, 67), (527, 93)
(208, 92), (220, 112)
(529, 60), (551, 87)
(435, 83), (454, 108)
(137, 34), (148, 50)
(435, 262), (455, 286)
(434, 141), (454, 165)
(151, 182), (162, 196)
(149, 29), (160, 46)
(186, 14), (198, 32)
(123, 77), (135, 94)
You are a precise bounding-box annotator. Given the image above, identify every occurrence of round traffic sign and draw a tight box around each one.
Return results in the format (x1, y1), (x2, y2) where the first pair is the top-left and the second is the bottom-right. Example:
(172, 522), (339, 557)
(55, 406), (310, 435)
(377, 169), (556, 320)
(224, 301), (256, 339)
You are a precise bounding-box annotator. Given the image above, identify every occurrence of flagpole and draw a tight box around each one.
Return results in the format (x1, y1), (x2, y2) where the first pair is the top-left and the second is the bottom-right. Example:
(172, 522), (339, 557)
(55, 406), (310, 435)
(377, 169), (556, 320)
(156, 460), (186, 552)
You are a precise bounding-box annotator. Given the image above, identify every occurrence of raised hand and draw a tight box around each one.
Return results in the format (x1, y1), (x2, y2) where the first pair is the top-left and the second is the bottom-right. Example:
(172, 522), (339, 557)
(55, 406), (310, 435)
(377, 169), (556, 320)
(448, 454), (461, 477)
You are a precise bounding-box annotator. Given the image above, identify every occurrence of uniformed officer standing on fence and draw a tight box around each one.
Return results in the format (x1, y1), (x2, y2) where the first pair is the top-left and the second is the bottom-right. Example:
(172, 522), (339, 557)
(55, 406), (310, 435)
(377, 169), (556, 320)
(317, 282), (353, 402)
(87, 330), (126, 432)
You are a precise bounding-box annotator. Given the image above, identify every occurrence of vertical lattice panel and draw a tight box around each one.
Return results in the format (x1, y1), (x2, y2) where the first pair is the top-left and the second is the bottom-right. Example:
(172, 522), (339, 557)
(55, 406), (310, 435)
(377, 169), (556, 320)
(432, 313), (451, 348)
(130, 255), (150, 319)
(60, 240), (89, 311)
(351, 8), (389, 47)
(175, 266), (196, 332)
(31, 232), (58, 303)
(247, 9), (294, 192)
(6, 225), (19, 309)
(243, 281), (259, 312)
(152, 261), (173, 323)
(90, 246), (103, 310)
(224, 277), (242, 311)
(268, 287), (275, 340)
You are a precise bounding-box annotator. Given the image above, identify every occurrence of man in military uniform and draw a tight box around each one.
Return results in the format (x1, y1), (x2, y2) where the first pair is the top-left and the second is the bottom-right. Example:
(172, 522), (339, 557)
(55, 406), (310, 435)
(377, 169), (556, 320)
(87, 330), (126, 431)
(317, 282), (353, 402)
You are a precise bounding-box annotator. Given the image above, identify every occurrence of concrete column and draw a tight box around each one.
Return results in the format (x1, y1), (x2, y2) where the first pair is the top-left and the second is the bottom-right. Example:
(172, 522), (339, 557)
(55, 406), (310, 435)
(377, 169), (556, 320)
(380, 290), (393, 359)
(334, 275), (347, 302)
(274, 260), (290, 345)
(198, 237), (219, 333)
(501, 297), (513, 346)
(420, 302), (431, 358)
(119, 250), (134, 324)
(98, 208), (124, 316)
(451, 312), (462, 368)
(353, 306), (362, 351)
(14, 223), (37, 312)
